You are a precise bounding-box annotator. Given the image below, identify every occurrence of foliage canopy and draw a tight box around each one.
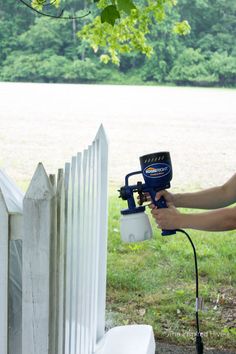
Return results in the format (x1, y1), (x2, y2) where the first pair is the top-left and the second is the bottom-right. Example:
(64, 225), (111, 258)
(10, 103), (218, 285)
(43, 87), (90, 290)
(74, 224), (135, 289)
(0, 0), (235, 86)
(30, 0), (191, 63)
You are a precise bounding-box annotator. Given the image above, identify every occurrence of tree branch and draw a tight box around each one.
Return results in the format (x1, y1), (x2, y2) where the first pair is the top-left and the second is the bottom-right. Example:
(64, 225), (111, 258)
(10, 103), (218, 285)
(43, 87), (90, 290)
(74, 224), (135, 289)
(18, 0), (91, 20)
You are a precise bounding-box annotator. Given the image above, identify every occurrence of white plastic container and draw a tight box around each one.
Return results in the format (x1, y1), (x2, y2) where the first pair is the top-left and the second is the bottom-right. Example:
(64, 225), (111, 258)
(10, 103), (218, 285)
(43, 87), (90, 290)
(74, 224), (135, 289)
(120, 212), (153, 243)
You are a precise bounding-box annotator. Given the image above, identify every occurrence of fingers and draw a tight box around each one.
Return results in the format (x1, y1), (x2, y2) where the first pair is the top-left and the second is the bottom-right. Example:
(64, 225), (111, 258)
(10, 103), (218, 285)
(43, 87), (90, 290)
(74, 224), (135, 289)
(151, 209), (166, 229)
(151, 207), (157, 215)
(148, 203), (156, 210)
(151, 208), (164, 228)
(155, 190), (166, 201)
(137, 192), (151, 203)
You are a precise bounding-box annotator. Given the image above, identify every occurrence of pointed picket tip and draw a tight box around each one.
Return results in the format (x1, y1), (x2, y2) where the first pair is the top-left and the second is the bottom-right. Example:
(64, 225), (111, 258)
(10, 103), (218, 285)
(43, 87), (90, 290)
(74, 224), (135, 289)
(64, 162), (70, 194)
(57, 169), (64, 195)
(49, 174), (56, 195)
(25, 163), (54, 200)
(95, 124), (108, 144)
(57, 168), (64, 187)
(0, 169), (23, 214)
(49, 174), (56, 187)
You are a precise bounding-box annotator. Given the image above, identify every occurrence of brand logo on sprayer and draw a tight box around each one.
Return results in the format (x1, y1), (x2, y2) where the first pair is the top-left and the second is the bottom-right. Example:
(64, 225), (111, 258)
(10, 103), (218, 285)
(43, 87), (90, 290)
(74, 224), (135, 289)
(146, 167), (168, 174)
(144, 163), (170, 178)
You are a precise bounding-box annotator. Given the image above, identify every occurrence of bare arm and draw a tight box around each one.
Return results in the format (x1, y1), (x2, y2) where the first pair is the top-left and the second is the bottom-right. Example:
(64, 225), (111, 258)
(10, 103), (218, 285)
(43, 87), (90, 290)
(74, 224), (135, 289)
(151, 205), (236, 232)
(173, 173), (236, 209)
(180, 207), (236, 231)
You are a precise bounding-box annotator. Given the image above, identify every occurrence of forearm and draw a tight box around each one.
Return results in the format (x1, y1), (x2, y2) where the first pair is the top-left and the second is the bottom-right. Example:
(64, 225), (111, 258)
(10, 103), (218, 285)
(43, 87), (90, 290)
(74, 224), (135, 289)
(179, 207), (236, 231)
(174, 173), (236, 210)
(174, 185), (229, 209)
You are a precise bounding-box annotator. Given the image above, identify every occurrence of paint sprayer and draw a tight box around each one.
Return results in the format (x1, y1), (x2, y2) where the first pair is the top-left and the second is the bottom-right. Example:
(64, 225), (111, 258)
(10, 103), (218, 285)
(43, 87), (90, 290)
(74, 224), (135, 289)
(118, 152), (204, 354)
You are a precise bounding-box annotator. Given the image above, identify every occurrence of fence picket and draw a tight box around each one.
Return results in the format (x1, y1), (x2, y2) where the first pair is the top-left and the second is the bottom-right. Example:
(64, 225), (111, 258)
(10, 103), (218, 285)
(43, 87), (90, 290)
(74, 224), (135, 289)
(0, 169), (24, 354)
(91, 139), (100, 351)
(0, 189), (9, 354)
(90, 140), (98, 352)
(22, 163), (55, 354)
(65, 161), (72, 354)
(49, 174), (57, 354)
(82, 148), (90, 354)
(95, 125), (109, 342)
(63, 162), (70, 354)
(57, 168), (66, 354)
(75, 153), (83, 353)
(77, 151), (84, 354)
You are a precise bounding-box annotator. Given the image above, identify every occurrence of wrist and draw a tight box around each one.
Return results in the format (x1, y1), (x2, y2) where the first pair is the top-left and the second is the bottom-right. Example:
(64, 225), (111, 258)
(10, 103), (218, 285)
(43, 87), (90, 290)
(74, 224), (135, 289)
(173, 193), (183, 207)
(178, 213), (191, 229)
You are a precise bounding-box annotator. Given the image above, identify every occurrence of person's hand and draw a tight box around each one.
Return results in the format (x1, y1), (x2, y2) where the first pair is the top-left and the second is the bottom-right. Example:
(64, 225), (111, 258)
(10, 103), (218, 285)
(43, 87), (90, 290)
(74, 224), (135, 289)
(150, 204), (182, 230)
(155, 190), (175, 205)
(138, 189), (175, 205)
(146, 189), (175, 210)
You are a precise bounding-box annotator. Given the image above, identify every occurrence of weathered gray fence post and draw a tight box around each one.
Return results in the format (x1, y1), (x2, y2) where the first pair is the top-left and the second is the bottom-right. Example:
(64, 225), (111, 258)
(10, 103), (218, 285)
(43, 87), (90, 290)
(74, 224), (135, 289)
(22, 163), (55, 354)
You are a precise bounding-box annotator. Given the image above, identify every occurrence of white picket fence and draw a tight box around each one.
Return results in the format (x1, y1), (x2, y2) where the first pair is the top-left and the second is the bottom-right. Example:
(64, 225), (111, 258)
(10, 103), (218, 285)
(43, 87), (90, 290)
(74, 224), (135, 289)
(0, 125), (155, 354)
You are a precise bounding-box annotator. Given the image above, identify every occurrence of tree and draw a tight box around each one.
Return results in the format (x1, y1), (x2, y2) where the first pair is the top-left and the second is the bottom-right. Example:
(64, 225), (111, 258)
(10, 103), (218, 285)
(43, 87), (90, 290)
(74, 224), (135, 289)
(167, 48), (217, 85)
(1, 0), (235, 86)
(209, 52), (236, 86)
(28, 0), (190, 63)
(0, 15), (109, 83)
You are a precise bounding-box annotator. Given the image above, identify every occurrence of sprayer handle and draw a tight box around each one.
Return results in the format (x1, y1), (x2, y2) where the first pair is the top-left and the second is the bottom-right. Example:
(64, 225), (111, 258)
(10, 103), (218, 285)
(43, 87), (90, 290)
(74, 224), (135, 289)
(155, 196), (176, 236)
(155, 196), (167, 209)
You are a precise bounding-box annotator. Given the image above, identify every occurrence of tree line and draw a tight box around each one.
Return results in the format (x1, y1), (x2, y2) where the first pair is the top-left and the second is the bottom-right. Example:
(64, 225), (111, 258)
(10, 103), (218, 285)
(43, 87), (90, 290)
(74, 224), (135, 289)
(0, 0), (235, 86)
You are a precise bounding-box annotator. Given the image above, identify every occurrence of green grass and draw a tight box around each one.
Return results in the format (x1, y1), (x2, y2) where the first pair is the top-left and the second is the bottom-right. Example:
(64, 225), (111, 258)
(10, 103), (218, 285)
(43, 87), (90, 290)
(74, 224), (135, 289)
(17, 180), (236, 348)
(107, 194), (236, 349)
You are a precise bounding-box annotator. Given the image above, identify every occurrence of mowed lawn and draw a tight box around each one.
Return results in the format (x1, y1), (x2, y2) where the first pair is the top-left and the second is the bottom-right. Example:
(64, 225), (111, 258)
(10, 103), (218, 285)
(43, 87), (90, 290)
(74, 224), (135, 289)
(107, 194), (236, 350)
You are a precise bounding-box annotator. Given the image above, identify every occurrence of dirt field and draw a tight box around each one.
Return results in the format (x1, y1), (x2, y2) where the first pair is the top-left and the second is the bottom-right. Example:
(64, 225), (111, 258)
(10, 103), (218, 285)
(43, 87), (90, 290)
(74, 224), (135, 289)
(0, 82), (236, 191)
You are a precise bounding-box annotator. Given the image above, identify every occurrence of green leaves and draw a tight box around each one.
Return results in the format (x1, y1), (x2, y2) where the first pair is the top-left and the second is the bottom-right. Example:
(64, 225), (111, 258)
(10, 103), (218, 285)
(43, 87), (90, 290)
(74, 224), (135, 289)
(31, 0), (60, 11)
(100, 0), (136, 26)
(117, 0), (136, 15)
(101, 5), (120, 26)
(79, 0), (177, 64)
(173, 20), (191, 35)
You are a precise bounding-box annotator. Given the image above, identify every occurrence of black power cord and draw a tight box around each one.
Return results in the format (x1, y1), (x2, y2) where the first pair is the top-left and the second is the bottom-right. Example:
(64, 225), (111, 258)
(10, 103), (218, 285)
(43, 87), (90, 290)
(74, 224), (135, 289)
(175, 229), (204, 354)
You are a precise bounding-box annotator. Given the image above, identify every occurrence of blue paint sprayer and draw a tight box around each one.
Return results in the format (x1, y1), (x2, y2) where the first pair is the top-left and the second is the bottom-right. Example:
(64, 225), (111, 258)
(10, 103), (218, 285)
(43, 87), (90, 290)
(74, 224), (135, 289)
(118, 152), (204, 354)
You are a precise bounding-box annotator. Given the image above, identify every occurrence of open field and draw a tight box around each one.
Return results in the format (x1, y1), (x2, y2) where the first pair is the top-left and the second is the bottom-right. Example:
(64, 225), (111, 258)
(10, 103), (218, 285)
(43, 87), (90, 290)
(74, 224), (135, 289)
(0, 83), (236, 191)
